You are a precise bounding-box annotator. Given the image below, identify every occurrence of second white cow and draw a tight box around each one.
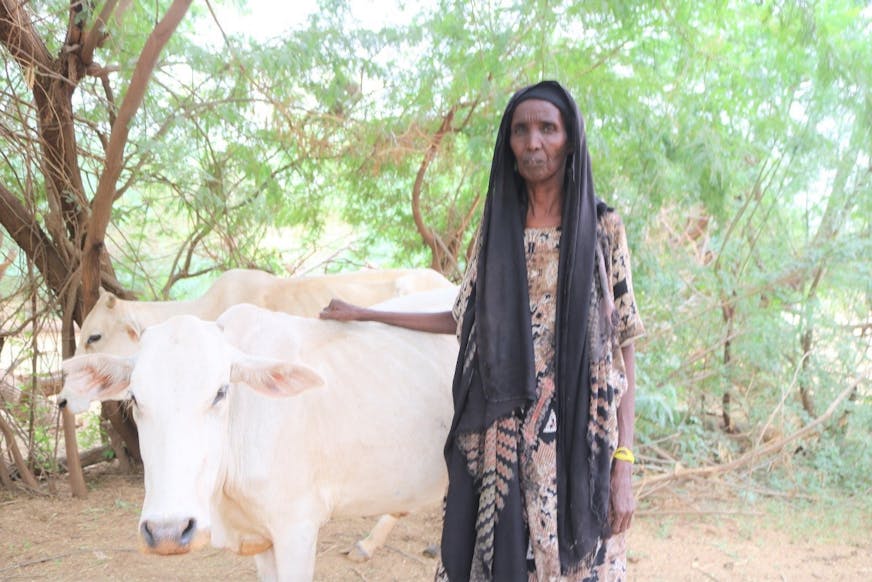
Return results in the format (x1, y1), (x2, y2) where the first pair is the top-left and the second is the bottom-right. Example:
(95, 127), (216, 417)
(78, 267), (453, 357)
(60, 304), (456, 581)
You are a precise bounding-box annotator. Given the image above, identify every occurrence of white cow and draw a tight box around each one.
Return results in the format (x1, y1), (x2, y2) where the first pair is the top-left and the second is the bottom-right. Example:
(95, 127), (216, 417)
(328, 285), (458, 558)
(60, 304), (457, 581)
(74, 268), (454, 562)
(369, 285), (458, 313)
(77, 267), (453, 357)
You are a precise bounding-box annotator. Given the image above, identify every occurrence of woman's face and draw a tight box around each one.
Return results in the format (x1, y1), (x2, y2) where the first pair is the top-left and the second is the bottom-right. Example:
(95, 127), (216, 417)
(509, 99), (569, 188)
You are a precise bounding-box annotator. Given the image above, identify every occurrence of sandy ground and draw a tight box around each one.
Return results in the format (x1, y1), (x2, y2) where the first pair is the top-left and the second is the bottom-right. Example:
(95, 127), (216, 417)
(0, 467), (869, 581)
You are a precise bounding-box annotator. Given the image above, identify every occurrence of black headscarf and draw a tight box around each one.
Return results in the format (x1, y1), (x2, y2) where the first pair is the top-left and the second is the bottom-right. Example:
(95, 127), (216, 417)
(441, 80), (608, 579)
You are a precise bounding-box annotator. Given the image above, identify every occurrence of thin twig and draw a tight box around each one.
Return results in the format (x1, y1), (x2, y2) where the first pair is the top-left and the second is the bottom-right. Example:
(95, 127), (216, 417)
(0, 547), (138, 573)
(384, 544), (427, 566)
(755, 352), (810, 449)
(691, 561), (721, 582)
(0, 553), (78, 573)
(636, 509), (763, 517)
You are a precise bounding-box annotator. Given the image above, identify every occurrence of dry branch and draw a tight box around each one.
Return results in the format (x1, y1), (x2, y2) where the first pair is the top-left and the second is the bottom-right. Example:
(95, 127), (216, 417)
(636, 381), (857, 498)
(57, 444), (113, 472)
(0, 410), (38, 488)
(0, 183), (71, 296)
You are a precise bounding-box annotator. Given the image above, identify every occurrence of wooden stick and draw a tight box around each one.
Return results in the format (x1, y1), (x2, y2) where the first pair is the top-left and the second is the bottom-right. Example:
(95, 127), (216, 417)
(61, 407), (86, 497)
(0, 411), (38, 488)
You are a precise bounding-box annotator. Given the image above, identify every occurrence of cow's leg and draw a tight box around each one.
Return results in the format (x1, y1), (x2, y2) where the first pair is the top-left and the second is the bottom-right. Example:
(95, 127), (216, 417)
(347, 512), (408, 562)
(254, 547), (279, 581)
(270, 520), (319, 582)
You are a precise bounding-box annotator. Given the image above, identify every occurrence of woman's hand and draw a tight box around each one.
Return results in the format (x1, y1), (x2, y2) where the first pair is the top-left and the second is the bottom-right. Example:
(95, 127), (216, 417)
(320, 300), (455, 333)
(608, 459), (635, 535)
(319, 299), (368, 321)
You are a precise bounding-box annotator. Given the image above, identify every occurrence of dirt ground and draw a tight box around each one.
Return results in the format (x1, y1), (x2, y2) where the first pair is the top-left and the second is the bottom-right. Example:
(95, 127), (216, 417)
(1, 466), (869, 581)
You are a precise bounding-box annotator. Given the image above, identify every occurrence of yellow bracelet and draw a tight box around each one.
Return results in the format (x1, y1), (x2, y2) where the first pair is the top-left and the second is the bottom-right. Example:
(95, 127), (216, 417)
(613, 446), (635, 464)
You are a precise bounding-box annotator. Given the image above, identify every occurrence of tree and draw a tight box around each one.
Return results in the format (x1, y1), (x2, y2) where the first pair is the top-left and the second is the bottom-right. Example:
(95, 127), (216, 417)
(0, 0), (194, 495)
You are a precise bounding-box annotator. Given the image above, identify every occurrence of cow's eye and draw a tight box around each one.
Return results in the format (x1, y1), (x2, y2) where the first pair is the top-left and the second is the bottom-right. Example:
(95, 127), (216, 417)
(86, 333), (102, 345)
(129, 393), (138, 407)
(212, 384), (229, 406)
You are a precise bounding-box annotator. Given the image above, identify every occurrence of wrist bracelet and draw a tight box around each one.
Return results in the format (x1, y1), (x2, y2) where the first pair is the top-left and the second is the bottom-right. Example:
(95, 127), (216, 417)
(613, 446), (635, 464)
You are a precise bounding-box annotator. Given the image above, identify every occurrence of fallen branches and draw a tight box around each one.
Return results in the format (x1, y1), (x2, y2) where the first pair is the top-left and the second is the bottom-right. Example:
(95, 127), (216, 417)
(0, 410), (38, 489)
(57, 444), (114, 472)
(636, 381), (857, 498)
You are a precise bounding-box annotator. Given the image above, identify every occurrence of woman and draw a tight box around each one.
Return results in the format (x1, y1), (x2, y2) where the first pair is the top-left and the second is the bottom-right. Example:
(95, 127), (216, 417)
(320, 80), (644, 581)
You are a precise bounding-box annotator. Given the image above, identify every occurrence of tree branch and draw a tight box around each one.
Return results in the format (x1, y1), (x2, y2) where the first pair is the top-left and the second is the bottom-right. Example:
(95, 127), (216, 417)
(0, 183), (71, 296)
(636, 381), (857, 497)
(411, 105), (457, 254)
(0, 0), (53, 72)
(80, 0), (118, 66)
(81, 0), (193, 314)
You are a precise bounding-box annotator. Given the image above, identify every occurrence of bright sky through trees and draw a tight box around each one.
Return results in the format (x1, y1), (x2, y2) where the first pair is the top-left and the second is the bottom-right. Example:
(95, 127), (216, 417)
(211, 0), (418, 39)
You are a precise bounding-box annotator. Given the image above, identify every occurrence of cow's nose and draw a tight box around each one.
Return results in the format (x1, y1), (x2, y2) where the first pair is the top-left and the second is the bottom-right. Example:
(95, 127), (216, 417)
(140, 518), (197, 554)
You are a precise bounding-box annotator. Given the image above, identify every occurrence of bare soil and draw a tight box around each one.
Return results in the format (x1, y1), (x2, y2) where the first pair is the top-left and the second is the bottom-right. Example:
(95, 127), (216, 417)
(1, 466), (869, 581)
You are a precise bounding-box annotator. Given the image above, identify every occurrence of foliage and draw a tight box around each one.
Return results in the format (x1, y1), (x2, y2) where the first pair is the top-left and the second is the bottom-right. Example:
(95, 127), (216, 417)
(0, 0), (868, 489)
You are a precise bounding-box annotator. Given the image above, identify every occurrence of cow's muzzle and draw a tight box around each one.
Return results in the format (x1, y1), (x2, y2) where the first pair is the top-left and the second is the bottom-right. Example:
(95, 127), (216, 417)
(139, 518), (208, 555)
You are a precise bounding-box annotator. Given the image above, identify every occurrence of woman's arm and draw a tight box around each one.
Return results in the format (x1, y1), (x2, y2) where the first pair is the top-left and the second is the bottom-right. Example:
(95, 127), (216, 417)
(610, 342), (636, 535)
(319, 299), (456, 334)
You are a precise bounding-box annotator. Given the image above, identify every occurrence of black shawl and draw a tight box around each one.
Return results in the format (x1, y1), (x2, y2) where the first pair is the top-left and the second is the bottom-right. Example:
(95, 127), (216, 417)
(441, 81), (608, 579)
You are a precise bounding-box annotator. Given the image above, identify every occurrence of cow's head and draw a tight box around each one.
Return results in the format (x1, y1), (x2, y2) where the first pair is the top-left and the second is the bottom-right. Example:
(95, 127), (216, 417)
(60, 315), (324, 555)
(74, 289), (144, 357)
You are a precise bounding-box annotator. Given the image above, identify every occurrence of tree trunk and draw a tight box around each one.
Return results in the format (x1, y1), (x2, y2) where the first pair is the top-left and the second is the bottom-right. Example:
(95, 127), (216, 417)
(80, 0), (196, 467)
(799, 328), (816, 417)
(721, 293), (736, 433)
(1, 0), (193, 490)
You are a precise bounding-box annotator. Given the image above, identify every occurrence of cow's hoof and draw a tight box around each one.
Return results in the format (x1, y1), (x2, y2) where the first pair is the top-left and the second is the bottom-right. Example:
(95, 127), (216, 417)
(422, 544), (439, 559)
(346, 541), (373, 562)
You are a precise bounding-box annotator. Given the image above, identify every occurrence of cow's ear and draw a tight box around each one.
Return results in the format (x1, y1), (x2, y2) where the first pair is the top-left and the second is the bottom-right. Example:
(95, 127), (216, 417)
(230, 356), (325, 397)
(118, 304), (143, 343)
(124, 321), (142, 342)
(59, 354), (133, 413)
(99, 288), (117, 309)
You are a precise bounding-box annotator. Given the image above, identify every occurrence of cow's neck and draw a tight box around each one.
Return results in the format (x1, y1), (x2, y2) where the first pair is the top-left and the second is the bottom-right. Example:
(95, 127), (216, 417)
(219, 385), (318, 505)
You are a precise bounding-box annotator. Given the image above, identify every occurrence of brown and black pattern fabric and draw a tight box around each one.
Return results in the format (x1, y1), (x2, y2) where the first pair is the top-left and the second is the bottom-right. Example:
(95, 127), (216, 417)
(438, 215), (643, 582)
(437, 81), (643, 582)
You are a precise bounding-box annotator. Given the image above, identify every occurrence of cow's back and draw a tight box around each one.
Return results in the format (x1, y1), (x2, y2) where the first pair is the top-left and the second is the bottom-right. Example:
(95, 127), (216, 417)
(197, 269), (278, 318)
(218, 305), (456, 519)
(76, 268), (450, 356)
(262, 269), (453, 316)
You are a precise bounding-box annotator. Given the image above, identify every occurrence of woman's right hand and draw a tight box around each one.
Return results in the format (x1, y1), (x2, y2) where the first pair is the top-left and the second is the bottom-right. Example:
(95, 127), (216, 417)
(319, 299), (368, 322)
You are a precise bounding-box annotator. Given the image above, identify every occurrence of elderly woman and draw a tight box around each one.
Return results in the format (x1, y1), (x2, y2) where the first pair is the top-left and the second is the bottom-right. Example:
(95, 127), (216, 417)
(321, 80), (644, 581)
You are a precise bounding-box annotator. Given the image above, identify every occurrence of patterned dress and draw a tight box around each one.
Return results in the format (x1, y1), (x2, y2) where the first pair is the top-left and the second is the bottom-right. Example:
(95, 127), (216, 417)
(440, 211), (645, 582)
